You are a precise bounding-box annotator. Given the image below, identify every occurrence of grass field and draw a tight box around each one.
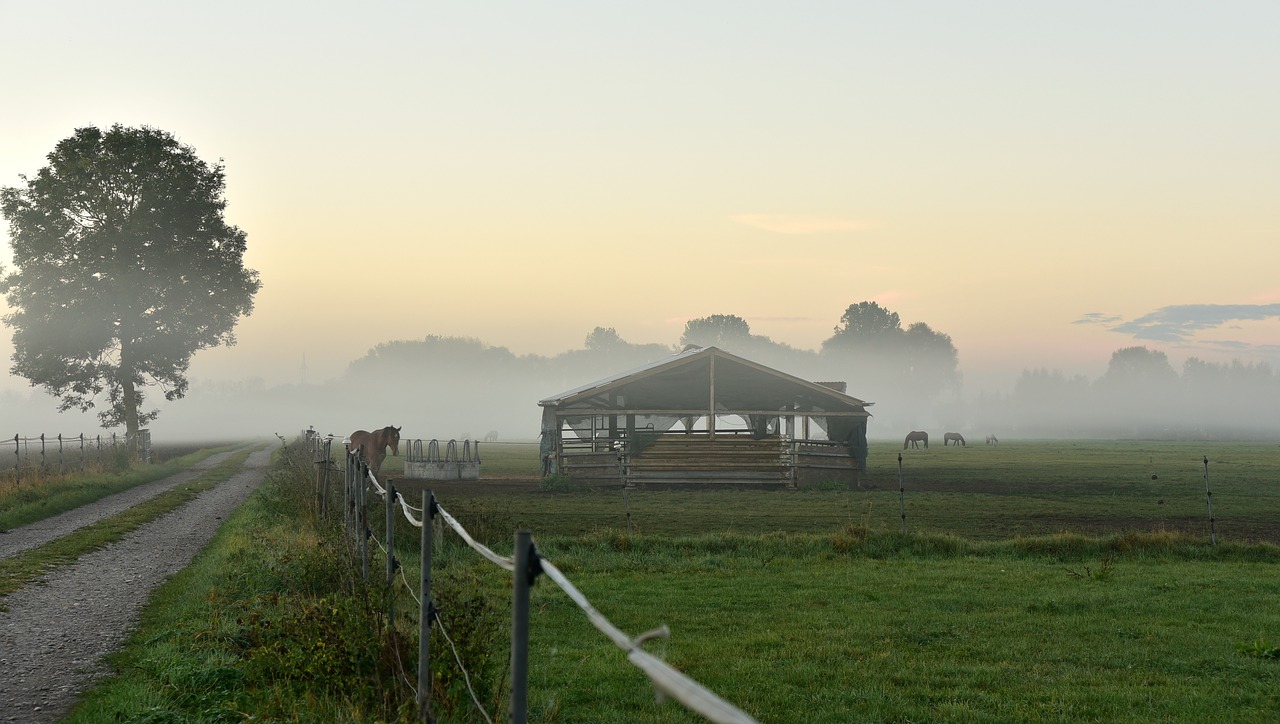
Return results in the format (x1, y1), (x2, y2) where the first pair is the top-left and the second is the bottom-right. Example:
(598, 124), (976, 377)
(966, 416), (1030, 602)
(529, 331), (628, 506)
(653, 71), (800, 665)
(376, 439), (1280, 544)
(63, 438), (1280, 722)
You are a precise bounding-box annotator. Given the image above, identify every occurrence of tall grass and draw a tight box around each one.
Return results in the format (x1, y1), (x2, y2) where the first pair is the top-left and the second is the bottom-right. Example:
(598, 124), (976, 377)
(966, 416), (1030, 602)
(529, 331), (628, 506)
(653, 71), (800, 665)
(0, 443), (244, 531)
(66, 440), (507, 723)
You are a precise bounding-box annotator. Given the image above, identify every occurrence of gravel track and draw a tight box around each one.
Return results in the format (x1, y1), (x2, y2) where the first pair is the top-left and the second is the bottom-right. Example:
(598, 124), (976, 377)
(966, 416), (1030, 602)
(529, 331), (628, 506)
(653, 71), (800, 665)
(0, 446), (272, 723)
(0, 450), (239, 559)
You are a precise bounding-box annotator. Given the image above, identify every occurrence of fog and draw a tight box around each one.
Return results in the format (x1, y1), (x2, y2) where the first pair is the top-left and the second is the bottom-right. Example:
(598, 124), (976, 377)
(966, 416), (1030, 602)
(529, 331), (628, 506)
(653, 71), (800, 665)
(3, 335), (1278, 446)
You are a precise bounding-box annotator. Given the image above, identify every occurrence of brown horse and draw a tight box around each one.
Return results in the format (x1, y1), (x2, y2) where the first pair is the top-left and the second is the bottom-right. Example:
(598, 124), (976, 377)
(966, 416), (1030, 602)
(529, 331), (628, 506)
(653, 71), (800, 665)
(943, 432), (965, 447)
(904, 431), (929, 449)
(348, 425), (401, 475)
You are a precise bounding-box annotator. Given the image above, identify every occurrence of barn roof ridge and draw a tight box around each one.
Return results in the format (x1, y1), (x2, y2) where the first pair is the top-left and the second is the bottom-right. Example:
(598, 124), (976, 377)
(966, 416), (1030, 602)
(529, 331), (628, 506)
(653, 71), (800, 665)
(538, 345), (872, 412)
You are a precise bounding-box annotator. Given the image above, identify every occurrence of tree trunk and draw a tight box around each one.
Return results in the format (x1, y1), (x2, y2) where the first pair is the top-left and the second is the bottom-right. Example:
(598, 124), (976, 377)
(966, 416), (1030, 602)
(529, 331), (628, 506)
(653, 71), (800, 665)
(119, 334), (141, 459)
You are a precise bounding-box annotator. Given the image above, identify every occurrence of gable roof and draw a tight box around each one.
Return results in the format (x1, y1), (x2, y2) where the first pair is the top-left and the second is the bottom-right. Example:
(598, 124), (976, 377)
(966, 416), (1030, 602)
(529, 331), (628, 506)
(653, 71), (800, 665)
(539, 346), (871, 415)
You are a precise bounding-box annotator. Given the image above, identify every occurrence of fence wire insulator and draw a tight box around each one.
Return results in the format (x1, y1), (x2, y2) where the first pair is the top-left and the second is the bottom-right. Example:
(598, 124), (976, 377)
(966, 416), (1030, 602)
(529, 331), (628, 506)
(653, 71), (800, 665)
(526, 545), (545, 586)
(633, 624), (671, 647)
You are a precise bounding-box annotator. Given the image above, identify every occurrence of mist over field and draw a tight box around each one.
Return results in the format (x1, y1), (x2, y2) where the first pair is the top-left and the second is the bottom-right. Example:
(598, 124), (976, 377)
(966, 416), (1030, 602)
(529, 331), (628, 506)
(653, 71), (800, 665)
(4, 332), (1278, 445)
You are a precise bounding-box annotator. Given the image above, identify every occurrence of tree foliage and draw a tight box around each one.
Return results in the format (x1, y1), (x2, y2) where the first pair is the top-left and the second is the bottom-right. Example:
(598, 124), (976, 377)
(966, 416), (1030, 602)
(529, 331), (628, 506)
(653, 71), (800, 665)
(1096, 346), (1178, 392)
(822, 301), (902, 353)
(1, 125), (261, 436)
(680, 314), (753, 349)
(820, 302), (959, 424)
(584, 326), (625, 352)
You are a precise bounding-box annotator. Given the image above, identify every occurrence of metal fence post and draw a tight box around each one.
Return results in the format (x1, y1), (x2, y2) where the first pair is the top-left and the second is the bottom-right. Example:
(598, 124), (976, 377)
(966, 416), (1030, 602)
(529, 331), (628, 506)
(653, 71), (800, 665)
(510, 530), (534, 724)
(898, 453), (906, 535)
(321, 438), (332, 518)
(346, 450), (355, 542)
(1203, 456), (1216, 545)
(360, 460), (370, 582)
(386, 481), (397, 625)
(418, 490), (435, 722)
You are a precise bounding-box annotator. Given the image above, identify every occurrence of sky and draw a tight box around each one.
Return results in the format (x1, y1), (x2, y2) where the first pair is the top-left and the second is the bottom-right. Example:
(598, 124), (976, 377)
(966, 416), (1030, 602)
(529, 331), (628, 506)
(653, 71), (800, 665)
(2, 1), (1279, 408)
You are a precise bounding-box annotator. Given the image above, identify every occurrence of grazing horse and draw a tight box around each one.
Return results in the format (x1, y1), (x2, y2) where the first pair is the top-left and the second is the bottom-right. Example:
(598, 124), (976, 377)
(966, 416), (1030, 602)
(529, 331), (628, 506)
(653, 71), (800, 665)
(986, 434), (999, 446)
(348, 425), (401, 476)
(904, 431), (929, 449)
(944, 432), (966, 447)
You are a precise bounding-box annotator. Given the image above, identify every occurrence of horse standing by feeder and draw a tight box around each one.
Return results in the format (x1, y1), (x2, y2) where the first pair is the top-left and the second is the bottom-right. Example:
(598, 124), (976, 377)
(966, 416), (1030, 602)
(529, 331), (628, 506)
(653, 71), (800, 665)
(904, 431), (929, 449)
(348, 425), (402, 476)
(944, 432), (966, 446)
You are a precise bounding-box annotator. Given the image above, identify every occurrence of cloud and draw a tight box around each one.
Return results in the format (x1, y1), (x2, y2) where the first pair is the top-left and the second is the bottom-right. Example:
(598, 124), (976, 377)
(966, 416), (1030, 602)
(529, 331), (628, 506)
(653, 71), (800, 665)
(1081, 303), (1280, 362)
(1074, 312), (1124, 326)
(1109, 304), (1280, 342)
(730, 214), (877, 235)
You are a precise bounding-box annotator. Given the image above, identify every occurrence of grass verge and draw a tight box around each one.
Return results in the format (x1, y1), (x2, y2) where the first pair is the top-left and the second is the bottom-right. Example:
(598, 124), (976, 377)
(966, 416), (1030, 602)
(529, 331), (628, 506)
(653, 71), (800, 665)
(64, 441), (444, 723)
(0, 449), (254, 602)
(0, 442), (248, 532)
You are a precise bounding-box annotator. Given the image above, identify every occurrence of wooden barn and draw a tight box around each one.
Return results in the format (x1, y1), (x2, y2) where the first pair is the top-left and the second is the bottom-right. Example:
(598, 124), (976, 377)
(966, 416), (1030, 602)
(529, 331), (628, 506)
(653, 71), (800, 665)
(538, 346), (872, 488)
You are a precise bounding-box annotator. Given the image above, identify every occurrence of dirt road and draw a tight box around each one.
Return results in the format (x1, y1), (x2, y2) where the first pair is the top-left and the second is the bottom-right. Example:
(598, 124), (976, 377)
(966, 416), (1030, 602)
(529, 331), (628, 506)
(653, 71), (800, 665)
(0, 446), (271, 723)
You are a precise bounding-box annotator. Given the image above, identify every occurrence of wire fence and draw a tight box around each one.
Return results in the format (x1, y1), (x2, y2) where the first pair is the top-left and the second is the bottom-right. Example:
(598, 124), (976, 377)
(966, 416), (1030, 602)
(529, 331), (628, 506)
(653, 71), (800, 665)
(3, 430), (152, 484)
(301, 428), (759, 723)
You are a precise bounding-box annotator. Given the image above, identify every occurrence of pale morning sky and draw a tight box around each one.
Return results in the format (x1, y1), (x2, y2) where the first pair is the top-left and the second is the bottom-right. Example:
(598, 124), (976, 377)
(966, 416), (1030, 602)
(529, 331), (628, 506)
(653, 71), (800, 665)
(2, 1), (1278, 398)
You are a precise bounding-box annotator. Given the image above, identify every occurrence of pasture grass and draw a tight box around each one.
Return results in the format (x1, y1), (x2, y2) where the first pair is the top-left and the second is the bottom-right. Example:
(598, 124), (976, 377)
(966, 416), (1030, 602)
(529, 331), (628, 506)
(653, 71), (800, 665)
(514, 536), (1280, 722)
(0, 442), (245, 532)
(67, 438), (1280, 722)
(0, 449), (254, 602)
(394, 439), (1280, 544)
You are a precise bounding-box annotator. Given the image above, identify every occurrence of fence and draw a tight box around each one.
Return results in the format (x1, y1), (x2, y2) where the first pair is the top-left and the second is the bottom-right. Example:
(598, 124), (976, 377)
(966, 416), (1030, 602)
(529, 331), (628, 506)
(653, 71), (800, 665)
(3, 429), (152, 484)
(305, 430), (758, 723)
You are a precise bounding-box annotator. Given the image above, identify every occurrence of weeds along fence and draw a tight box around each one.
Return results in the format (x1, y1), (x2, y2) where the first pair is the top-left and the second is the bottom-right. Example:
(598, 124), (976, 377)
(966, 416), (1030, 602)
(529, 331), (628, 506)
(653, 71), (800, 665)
(301, 429), (758, 724)
(3, 429), (152, 485)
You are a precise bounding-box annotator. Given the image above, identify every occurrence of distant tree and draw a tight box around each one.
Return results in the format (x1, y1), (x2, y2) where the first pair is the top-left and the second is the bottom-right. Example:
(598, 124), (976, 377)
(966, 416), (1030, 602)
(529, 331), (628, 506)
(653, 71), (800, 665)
(680, 314), (753, 349)
(821, 301), (902, 353)
(584, 326), (625, 352)
(819, 303), (958, 424)
(1, 125), (261, 443)
(1096, 346), (1178, 390)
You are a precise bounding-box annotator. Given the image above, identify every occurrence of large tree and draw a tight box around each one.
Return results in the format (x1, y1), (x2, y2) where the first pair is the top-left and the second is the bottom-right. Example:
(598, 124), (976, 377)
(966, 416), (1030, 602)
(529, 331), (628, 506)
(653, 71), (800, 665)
(820, 302), (959, 425)
(822, 301), (902, 353)
(1, 125), (261, 442)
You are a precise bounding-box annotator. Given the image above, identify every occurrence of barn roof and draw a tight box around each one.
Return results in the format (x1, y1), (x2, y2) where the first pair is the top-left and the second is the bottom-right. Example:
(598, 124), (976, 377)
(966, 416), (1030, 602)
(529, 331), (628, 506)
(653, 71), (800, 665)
(539, 346), (872, 416)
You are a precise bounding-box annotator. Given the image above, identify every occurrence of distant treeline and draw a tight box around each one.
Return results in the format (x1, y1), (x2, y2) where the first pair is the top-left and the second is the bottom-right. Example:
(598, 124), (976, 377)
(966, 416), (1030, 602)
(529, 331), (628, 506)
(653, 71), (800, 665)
(5, 306), (1276, 442)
